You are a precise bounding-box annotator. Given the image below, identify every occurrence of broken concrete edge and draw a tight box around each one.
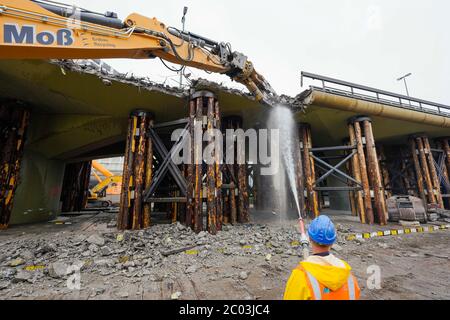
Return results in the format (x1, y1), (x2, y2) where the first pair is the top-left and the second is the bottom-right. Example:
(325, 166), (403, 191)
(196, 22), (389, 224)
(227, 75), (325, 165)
(51, 59), (302, 109)
(53, 59), (187, 98)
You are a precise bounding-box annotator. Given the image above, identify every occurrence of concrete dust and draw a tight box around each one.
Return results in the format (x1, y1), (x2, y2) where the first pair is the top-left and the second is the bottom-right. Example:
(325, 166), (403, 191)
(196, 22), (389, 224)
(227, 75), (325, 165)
(0, 212), (449, 300)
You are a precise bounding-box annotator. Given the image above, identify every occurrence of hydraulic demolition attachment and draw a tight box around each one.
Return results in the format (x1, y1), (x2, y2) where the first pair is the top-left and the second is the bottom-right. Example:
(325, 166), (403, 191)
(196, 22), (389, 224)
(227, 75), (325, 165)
(0, 0), (278, 105)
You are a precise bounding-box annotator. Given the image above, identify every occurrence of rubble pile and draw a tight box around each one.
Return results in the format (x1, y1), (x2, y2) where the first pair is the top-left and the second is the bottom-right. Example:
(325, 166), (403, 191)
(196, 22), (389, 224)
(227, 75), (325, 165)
(0, 221), (325, 296)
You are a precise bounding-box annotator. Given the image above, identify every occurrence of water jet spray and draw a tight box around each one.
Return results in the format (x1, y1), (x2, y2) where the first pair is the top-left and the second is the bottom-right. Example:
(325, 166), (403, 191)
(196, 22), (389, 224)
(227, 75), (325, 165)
(269, 105), (309, 259)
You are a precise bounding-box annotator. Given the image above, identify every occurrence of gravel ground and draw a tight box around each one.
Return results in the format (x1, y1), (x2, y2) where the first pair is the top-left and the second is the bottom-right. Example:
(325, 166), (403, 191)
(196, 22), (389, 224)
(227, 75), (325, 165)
(0, 211), (449, 300)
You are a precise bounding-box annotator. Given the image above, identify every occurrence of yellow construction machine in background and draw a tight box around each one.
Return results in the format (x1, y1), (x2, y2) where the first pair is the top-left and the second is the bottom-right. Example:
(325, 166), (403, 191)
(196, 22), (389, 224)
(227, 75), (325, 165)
(88, 160), (122, 207)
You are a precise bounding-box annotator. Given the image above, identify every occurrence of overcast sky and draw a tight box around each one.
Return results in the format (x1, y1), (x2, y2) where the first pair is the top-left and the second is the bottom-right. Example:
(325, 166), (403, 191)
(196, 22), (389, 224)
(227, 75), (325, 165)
(72, 0), (450, 104)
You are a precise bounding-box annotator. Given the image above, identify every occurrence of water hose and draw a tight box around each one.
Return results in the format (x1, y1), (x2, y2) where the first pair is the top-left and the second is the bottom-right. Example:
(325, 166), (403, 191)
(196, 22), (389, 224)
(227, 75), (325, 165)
(298, 218), (310, 259)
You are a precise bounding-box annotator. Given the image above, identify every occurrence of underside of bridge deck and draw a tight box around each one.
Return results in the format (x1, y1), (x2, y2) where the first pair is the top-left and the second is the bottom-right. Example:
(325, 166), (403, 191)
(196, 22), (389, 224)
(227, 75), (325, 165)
(0, 60), (448, 228)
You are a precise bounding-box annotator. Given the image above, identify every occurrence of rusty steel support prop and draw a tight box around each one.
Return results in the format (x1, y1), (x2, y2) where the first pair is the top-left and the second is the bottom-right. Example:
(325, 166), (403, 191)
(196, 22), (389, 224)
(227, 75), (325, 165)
(222, 118), (235, 225)
(206, 97), (218, 234)
(422, 136), (444, 208)
(214, 101), (223, 231)
(437, 138), (450, 198)
(409, 138), (427, 206)
(415, 136), (436, 205)
(194, 95), (204, 233)
(188, 91), (223, 233)
(300, 123), (319, 218)
(118, 111), (153, 230)
(306, 125), (320, 217)
(300, 124), (313, 217)
(348, 124), (366, 223)
(437, 143), (450, 203)
(363, 120), (387, 225)
(79, 162), (91, 210)
(60, 161), (91, 213)
(237, 165), (249, 223)
(225, 116), (249, 223)
(171, 191), (178, 223)
(230, 182), (238, 225)
(132, 113), (149, 229)
(351, 120), (374, 224)
(143, 118), (154, 229)
(186, 100), (196, 229)
(441, 138), (450, 175)
(400, 148), (413, 196)
(222, 191), (230, 224)
(236, 118), (249, 224)
(254, 166), (267, 211)
(118, 116), (134, 230)
(0, 104), (30, 229)
(296, 125), (306, 217)
(221, 115), (249, 225)
(344, 139), (358, 217)
(81, 162), (92, 209)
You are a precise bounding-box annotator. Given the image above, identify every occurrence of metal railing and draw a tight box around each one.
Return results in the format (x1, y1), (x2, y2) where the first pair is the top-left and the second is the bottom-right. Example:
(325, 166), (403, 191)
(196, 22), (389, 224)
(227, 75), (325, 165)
(301, 71), (450, 118)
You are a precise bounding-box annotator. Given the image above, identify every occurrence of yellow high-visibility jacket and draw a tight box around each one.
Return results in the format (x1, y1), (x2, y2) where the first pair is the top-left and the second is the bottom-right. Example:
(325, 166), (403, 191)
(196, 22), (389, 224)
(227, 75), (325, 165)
(283, 254), (360, 300)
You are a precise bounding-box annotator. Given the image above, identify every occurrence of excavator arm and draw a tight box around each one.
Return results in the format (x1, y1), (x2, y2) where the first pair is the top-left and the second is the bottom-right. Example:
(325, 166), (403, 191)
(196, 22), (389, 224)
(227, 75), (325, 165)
(89, 161), (122, 200)
(0, 0), (278, 105)
(92, 160), (114, 179)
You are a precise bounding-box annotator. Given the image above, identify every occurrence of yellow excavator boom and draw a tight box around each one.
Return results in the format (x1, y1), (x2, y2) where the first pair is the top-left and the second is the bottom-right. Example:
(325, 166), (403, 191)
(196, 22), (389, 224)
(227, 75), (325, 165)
(89, 176), (122, 199)
(92, 160), (114, 179)
(88, 160), (121, 200)
(0, 0), (278, 105)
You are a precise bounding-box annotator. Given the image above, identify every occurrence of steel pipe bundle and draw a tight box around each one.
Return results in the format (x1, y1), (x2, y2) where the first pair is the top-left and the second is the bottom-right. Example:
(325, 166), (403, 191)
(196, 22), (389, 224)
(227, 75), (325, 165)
(118, 111), (154, 230)
(0, 103), (30, 229)
(348, 117), (387, 225)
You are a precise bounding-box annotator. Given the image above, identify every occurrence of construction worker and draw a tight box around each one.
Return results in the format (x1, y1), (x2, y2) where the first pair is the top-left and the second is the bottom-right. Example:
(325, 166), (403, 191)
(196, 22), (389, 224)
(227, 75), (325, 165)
(284, 215), (360, 300)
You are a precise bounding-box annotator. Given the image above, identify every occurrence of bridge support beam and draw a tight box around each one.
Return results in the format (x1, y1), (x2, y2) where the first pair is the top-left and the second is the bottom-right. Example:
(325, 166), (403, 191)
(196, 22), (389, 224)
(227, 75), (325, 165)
(0, 103), (30, 229)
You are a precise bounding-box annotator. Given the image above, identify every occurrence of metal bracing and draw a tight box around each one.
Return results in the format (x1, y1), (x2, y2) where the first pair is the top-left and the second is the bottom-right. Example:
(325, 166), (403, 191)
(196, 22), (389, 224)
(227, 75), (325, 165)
(312, 150), (361, 187)
(143, 123), (189, 201)
(433, 149), (450, 196)
(303, 144), (362, 193)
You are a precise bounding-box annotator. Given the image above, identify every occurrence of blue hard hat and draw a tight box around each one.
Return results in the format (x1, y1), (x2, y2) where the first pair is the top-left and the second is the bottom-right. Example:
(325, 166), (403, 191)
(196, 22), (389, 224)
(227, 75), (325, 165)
(308, 215), (337, 246)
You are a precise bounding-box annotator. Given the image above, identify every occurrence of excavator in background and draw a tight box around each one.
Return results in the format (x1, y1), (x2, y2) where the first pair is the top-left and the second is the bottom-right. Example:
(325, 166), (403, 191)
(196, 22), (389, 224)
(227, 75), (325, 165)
(0, 0), (278, 105)
(88, 160), (122, 208)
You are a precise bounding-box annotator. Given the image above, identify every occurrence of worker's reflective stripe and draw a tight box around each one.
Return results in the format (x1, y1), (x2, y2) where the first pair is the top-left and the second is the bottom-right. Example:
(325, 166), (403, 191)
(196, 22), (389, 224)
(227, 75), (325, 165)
(305, 271), (322, 300)
(347, 276), (355, 300)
